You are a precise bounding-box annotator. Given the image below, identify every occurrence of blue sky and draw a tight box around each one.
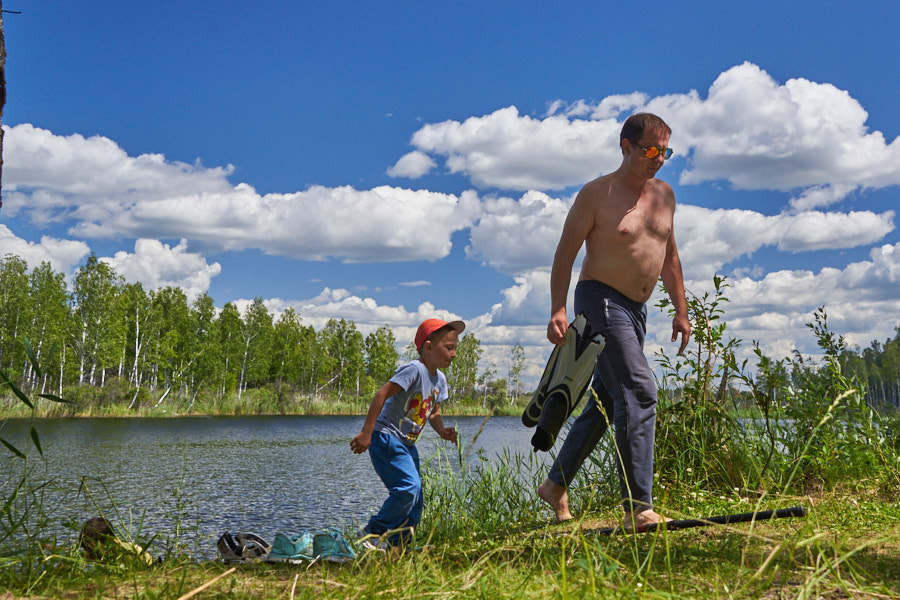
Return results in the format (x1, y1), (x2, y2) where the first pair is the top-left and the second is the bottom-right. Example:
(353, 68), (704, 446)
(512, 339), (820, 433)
(3, 1), (899, 385)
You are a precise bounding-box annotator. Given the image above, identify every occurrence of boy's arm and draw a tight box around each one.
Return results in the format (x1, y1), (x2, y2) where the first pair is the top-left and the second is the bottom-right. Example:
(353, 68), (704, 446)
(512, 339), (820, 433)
(351, 381), (402, 454)
(428, 405), (458, 445)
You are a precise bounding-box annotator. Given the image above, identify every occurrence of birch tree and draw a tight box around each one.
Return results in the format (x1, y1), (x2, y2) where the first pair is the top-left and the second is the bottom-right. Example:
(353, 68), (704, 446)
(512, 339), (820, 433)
(0, 254), (30, 375)
(508, 343), (525, 401)
(239, 297), (274, 396)
(119, 282), (152, 386)
(149, 287), (193, 395)
(70, 255), (123, 386)
(364, 325), (398, 395)
(270, 307), (303, 392)
(320, 318), (364, 399)
(215, 302), (243, 395)
(446, 333), (481, 402)
(187, 293), (218, 401)
(26, 261), (69, 393)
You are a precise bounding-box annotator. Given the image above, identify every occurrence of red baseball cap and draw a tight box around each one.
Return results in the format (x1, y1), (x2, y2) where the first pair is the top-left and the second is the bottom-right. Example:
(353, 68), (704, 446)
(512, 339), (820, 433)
(415, 318), (465, 352)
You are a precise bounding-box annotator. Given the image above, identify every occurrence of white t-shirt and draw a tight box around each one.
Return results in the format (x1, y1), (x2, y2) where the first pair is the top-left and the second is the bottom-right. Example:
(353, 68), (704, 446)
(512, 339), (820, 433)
(374, 359), (448, 444)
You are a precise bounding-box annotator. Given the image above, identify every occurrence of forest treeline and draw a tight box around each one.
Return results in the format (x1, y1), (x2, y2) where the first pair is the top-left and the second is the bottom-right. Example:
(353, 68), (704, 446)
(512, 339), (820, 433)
(734, 321), (900, 412)
(841, 331), (900, 409)
(0, 253), (526, 414)
(1, 252), (898, 415)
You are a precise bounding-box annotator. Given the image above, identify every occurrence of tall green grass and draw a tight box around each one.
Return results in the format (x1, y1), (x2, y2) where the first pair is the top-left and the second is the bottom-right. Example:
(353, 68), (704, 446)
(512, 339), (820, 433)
(2, 283), (900, 598)
(1, 340), (70, 590)
(655, 278), (900, 499)
(2, 433), (899, 599)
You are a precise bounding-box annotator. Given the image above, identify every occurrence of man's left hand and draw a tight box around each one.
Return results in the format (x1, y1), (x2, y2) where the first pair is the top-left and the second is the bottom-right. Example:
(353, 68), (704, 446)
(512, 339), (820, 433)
(672, 314), (691, 355)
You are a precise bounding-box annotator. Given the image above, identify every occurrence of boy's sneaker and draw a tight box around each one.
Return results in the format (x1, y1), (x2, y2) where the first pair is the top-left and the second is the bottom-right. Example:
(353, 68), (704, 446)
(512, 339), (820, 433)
(266, 532), (314, 563)
(358, 533), (393, 552)
(234, 532), (271, 558)
(216, 532), (244, 563)
(313, 528), (357, 563)
(217, 532), (271, 563)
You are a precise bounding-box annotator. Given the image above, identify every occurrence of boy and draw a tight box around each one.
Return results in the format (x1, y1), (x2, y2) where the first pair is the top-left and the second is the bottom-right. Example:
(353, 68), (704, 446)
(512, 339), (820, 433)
(350, 318), (464, 548)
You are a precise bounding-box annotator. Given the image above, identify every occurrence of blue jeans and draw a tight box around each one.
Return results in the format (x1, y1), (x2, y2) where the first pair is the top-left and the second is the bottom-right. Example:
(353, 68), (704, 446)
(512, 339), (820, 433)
(548, 280), (658, 512)
(366, 430), (423, 545)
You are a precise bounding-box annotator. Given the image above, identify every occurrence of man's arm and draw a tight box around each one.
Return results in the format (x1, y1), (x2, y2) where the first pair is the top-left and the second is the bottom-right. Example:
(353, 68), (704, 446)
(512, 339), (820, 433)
(548, 187), (595, 345)
(659, 232), (691, 354)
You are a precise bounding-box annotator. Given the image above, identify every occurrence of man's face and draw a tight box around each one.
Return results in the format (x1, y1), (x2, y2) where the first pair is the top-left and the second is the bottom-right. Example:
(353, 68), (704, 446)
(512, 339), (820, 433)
(627, 129), (671, 177)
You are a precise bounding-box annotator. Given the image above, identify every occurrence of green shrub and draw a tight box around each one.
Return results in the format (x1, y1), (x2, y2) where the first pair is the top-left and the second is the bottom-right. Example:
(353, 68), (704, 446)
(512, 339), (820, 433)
(654, 275), (757, 491)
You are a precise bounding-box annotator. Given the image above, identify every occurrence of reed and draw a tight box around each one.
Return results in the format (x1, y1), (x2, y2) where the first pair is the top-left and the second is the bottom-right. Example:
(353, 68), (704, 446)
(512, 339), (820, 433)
(2, 444), (899, 598)
(2, 300), (900, 598)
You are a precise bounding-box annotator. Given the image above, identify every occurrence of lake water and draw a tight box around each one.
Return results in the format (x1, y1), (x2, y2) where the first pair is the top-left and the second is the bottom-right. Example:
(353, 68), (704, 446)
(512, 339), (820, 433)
(1, 415), (553, 559)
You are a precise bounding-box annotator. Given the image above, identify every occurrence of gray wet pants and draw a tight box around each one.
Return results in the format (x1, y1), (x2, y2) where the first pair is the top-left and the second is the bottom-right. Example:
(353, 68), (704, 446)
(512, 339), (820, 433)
(547, 280), (658, 512)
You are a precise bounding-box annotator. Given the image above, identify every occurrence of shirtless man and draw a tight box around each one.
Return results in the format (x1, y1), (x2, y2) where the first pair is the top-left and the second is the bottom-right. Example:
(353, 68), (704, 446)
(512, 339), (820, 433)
(538, 112), (691, 530)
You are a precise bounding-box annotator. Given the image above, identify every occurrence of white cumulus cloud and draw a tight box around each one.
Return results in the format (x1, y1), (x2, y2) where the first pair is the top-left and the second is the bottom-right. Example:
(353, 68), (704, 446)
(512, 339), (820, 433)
(4, 125), (483, 263)
(408, 106), (623, 191)
(5, 61), (900, 387)
(397, 63), (900, 204)
(718, 243), (900, 357)
(386, 150), (437, 179)
(258, 291), (467, 347)
(101, 239), (222, 301)
(0, 225), (91, 281)
(466, 190), (574, 274)
(675, 205), (894, 281)
(658, 62), (900, 194)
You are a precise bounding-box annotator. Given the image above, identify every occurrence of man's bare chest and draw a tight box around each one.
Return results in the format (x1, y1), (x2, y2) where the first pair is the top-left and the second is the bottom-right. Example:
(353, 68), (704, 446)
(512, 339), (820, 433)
(597, 196), (673, 242)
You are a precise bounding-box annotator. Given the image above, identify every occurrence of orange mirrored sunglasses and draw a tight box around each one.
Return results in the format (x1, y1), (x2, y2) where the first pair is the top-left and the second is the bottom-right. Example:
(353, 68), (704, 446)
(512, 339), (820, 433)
(630, 139), (673, 160)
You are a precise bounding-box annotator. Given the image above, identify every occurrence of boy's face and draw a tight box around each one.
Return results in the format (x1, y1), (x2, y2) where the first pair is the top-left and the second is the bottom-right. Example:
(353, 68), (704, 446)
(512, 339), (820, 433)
(427, 330), (459, 369)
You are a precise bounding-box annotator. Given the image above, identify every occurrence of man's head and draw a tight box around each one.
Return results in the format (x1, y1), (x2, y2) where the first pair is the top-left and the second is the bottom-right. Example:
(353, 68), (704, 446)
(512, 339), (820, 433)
(620, 113), (672, 153)
(415, 318), (465, 355)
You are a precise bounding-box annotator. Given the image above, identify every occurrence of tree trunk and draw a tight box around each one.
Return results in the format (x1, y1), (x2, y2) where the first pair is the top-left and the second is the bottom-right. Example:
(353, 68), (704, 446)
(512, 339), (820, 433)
(0, 1), (7, 206)
(58, 344), (65, 396)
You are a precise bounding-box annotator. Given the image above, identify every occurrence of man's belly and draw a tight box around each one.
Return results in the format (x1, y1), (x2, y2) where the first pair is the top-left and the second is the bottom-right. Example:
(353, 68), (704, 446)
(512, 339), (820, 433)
(578, 266), (657, 304)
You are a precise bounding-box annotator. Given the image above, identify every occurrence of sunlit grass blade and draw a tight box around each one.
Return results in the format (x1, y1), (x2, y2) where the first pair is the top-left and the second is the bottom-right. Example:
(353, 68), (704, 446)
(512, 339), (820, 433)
(38, 394), (69, 404)
(0, 437), (25, 459)
(28, 427), (43, 458)
(0, 370), (33, 409)
(23, 338), (42, 380)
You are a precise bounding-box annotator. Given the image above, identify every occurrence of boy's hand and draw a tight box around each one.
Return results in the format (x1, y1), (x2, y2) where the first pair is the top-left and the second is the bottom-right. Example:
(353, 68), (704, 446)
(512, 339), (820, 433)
(439, 426), (458, 446)
(350, 431), (371, 454)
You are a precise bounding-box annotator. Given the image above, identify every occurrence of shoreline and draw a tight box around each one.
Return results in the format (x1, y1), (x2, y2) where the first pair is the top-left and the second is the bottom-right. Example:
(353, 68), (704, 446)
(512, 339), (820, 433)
(0, 406), (528, 420)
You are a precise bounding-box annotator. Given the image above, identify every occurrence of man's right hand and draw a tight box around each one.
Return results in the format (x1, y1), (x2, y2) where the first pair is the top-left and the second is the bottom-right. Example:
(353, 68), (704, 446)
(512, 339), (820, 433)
(547, 311), (569, 346)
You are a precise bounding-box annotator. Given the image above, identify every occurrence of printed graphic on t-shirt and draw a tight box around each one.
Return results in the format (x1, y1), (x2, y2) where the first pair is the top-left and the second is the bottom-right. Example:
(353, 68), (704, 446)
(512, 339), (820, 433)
(400, 390), (436, 442)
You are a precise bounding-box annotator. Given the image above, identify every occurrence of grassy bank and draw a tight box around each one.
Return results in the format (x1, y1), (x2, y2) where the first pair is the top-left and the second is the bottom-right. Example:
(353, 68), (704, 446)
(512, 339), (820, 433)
(3, 489), (898, 599)
(0, 389), (528, 418)
(4, 301), (900, 598)
(3, 415), (899, 599)
(4, 409), (899, 599)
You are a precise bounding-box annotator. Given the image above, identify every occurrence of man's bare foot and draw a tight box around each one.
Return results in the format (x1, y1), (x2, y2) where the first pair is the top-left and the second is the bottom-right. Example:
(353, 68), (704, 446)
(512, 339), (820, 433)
(622, 509), (670, 532)
(538, 479), (573, 522)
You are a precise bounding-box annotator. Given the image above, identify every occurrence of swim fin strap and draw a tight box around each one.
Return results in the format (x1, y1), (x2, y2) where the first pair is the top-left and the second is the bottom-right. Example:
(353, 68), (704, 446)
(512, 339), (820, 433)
(522, 313), (605, 452)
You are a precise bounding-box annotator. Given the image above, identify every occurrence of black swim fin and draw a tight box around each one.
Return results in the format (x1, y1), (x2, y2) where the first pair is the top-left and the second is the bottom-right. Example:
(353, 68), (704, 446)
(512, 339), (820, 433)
(522, 313), (605, 451)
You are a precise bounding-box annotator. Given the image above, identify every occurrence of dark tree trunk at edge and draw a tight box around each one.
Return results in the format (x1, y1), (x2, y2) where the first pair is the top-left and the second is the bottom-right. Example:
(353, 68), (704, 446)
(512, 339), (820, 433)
(0, 0), (7, 208)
